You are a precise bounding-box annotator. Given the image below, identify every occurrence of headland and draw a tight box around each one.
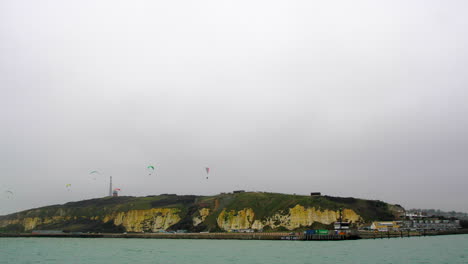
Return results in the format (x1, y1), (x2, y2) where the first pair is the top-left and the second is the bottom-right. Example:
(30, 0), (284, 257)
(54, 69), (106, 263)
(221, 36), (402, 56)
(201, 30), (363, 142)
(1, 192), (465, 240)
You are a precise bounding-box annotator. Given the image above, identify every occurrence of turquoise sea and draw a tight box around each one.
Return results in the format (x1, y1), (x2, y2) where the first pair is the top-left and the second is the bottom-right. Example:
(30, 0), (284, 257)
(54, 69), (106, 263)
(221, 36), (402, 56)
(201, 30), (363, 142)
(1, 235), (467, 264)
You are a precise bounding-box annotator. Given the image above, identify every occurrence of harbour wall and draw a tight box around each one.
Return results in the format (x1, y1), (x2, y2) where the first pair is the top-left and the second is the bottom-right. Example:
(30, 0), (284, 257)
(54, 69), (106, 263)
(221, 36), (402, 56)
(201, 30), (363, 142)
(1, 229), (467, 240)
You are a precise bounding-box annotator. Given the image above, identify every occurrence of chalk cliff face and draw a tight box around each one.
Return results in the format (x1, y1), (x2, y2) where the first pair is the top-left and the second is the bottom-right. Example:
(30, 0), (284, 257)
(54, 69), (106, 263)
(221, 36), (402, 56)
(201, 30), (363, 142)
(103, 208), (181, 232)
(0, 208), (182, 232)
(193, 208), (210, 226)
(0, 216), (71, 231)
(217, 208), (255, 230)
(215, 205), (362, 231)
(0, 205), (361, 232)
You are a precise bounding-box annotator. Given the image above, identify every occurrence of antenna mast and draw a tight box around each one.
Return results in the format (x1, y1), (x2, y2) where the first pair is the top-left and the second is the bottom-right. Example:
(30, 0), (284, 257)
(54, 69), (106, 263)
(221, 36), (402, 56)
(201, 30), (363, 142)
(109, 176), (113, 196)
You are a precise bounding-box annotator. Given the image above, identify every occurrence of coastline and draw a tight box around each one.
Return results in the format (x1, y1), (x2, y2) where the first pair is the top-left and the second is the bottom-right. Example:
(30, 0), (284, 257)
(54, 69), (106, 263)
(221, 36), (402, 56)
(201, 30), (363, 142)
(2, 229), (468, 240)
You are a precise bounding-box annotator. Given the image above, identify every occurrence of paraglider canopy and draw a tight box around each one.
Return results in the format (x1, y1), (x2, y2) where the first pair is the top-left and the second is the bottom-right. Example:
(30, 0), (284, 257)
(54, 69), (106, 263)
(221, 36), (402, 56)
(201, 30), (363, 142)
(4, 190), (13, 199)
(147, 165), (155, 175)
(90, 170), (100, 180)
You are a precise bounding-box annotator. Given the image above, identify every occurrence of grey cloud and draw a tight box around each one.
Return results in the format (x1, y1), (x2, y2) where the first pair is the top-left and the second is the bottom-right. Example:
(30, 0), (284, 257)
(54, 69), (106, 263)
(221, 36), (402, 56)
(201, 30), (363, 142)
(1, 0), (468, 215)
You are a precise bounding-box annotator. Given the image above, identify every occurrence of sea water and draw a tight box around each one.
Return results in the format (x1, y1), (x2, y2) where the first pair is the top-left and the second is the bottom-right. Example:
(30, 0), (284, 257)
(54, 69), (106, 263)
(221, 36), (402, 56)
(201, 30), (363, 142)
(1, 235), (467, 264)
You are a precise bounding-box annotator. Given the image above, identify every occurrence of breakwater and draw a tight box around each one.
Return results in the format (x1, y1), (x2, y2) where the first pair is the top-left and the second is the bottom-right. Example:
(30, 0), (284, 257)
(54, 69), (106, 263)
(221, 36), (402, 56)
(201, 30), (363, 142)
(2, 229), (467, 240)
(0, 232), (291, 240)
(358, 229), (468, 239)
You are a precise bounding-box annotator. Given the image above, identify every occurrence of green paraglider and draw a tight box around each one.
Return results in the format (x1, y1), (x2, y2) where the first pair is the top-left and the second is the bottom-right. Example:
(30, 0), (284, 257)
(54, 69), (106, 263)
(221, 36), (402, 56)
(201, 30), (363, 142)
(90, 170), (100, 180)
(147, 165), (155, 176)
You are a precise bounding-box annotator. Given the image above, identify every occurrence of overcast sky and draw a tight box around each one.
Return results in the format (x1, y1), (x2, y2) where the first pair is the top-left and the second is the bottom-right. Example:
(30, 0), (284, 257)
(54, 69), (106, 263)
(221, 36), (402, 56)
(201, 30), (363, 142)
(1, 0), (468, 215)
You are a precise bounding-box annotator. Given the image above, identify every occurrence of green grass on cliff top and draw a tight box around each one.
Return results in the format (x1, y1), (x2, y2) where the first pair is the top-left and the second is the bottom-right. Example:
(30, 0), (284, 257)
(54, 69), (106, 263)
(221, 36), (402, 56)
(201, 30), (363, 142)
(217, 192), (342, 219)
(1, 192), (396, 222)
(212, 192), (395, 221)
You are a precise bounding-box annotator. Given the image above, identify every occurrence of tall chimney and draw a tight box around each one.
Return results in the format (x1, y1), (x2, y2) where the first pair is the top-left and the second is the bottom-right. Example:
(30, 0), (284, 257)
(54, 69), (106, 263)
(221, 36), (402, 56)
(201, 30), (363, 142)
(109, 176), (113, 196)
